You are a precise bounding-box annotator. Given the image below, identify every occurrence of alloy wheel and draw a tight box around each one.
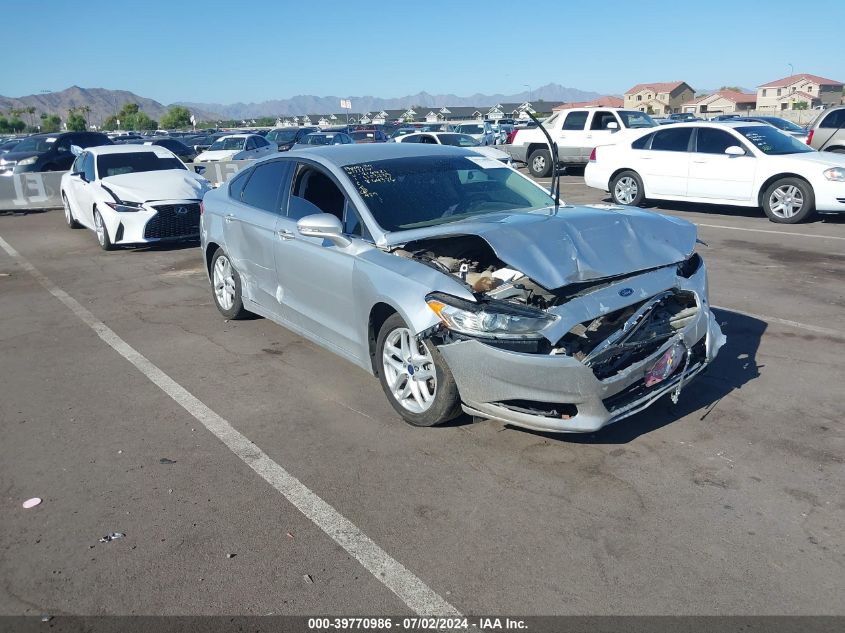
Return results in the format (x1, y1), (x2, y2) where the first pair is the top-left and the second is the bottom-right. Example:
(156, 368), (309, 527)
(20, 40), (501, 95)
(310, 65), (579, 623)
(532, 155), (546, 173)
(381, 327), (437, 413)
(614, 177), (638, 204)
(213, 255), (236, 311)
(94, 211), (105, 246)
(768, 185), (804, 219)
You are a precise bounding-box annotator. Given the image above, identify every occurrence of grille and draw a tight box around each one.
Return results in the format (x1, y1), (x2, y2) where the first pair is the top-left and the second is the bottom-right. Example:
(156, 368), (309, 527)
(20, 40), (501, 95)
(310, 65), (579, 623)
(144, 203), (200, 239)
(602, 339), (706, 414)
(555, 290), (699, 381)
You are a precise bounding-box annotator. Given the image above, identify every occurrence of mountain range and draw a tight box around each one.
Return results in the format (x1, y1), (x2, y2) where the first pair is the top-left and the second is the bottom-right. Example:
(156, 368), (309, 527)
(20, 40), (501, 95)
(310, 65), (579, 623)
(176, 83), (603, 119)
(0, 84), (604, 124)
(0, 86), (223, 125)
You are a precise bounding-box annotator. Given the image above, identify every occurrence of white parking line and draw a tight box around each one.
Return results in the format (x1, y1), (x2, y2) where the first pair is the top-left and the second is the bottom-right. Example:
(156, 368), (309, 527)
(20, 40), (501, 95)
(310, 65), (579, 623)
(713, 305), (845, 339)
(0, 234), (460, 617)
(697, 223), (845, 242)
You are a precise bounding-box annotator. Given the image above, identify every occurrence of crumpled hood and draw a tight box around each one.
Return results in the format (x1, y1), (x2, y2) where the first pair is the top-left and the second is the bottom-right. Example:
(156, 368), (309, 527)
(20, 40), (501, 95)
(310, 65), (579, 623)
(100, 169), (208, 203)
(385, 205), (698, 289)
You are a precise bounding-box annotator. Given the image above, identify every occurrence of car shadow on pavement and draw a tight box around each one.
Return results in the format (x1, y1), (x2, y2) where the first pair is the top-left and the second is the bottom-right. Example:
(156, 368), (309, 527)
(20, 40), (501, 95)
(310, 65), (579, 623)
(502, 308), (766, 445)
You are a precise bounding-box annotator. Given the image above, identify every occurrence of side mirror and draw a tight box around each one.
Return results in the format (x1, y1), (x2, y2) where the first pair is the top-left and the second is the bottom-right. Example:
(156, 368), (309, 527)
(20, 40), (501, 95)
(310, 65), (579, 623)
(194, 165), (207, 175)
(606, 121), (619, 130)
(724, 145), (746, 156)
(71, 171), (87, 182)
(296, 213), (350, 247)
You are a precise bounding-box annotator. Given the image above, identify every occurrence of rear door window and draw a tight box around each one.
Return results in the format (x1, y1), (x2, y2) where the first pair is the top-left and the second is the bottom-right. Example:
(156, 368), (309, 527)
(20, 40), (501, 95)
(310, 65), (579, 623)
(650, 128), (693, 152)
(819, 110), (845, 128)
(589, 111), (618, 130)
(562, 111), (588, 130)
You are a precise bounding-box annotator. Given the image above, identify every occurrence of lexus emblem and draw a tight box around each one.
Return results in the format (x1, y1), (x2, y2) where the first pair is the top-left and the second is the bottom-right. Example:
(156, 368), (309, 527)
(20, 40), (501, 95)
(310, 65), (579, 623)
(175, 206), (188, 215)
(619, 288), (634, 297)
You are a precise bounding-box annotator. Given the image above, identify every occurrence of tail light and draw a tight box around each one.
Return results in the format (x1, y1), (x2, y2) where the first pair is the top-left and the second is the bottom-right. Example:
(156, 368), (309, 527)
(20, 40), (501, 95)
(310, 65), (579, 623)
(589, 147), (597, 162)
(506, 130), (518, 144)
(806, 129), (814, 145)
(199, 201), (204, 215)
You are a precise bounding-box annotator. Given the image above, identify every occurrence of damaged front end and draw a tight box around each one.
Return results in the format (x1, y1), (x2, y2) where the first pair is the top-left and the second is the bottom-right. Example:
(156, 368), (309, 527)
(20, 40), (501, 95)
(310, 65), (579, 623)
(392, 235), (725, 433)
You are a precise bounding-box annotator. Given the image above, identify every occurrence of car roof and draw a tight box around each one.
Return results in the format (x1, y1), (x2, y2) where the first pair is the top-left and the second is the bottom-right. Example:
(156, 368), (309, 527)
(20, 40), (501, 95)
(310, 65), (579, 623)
(285, 142), (479, 166)
(661, 121), (769, 129)
(217, 134), (250, 140)
(86, 144), (170, 156)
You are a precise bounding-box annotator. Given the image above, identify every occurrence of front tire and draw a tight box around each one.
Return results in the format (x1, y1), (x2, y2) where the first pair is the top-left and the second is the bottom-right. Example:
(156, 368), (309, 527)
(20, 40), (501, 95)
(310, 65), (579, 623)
(210, 247), (249, 320)
(62, 193), (81, 229)
(610, 170), (645, 206)
(93, 207), (114, 250)
(762, 177), (815, 224)
(527, 148), (552, 178)
(376, 313), (460, 427)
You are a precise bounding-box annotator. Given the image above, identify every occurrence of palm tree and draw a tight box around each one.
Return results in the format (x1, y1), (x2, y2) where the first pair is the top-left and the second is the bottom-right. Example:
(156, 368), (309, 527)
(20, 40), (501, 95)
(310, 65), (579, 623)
(25, 106), (36, 128)
(80, 105), (91, 129)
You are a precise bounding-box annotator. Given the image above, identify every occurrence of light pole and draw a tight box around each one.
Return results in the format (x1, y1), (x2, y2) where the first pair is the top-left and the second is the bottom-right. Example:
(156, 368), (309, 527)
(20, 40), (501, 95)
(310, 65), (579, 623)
(523, 84), (531, 103)
(788, 62), (794, 76)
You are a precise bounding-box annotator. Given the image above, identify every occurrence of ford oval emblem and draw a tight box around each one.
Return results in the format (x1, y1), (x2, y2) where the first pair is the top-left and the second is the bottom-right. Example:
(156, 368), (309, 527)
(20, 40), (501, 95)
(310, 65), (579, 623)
(619, 288), (634, 297)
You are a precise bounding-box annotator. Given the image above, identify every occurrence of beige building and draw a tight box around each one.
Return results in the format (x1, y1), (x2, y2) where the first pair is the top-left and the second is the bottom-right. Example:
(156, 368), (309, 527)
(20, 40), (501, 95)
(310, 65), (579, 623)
(553, 96), (624, 111)
(623, 81), (694, 115)
(756, 73), (843, 111)
(681, 90), (756, 115)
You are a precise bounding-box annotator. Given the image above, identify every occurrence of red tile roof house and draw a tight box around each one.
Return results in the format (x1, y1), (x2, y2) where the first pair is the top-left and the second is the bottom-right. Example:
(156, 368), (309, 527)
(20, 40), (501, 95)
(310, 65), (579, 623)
(623, 81), (695, 115)
(756, 73), (843, 110)
(681, 90), (757, 115)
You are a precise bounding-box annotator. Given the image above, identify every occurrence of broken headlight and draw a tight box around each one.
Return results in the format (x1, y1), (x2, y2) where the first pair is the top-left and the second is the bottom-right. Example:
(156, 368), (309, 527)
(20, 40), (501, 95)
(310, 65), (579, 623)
(677, 252), (702, 278)
(426, 292), (557, 339)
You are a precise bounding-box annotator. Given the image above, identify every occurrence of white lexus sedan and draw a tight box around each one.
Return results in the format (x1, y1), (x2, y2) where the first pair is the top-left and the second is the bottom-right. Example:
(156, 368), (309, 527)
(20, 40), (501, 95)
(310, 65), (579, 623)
(395, 132), (512, 163)
(60, 145), (211, 250)
(584, 121), (845, 223)
(193, 134), (276, 163)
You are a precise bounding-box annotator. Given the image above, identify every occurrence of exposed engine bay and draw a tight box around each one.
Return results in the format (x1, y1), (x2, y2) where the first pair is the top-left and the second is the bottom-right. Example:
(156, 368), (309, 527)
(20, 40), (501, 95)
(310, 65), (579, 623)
(392, 235), (559, 309)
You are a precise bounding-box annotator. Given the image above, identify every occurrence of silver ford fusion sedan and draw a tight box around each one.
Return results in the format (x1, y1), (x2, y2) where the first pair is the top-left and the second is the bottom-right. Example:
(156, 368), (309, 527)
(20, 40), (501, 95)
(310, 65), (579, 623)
(200, 144), (724, 433)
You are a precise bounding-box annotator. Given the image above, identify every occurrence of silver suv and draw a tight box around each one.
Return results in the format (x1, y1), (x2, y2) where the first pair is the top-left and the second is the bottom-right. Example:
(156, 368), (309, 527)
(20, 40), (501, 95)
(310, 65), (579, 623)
(807, 106), (845, 153)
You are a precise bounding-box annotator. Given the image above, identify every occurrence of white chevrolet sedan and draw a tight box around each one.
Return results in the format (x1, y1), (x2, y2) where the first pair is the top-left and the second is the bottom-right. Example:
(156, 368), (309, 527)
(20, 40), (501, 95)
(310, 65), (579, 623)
(193, 134), (276, 163)
(584, 121), (845, 223)
(60, 145), (211, 250)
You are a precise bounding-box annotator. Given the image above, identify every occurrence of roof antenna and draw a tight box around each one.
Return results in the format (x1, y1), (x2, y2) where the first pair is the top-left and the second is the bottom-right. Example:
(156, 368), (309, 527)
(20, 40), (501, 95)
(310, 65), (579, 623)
(525, 109), (560, 208)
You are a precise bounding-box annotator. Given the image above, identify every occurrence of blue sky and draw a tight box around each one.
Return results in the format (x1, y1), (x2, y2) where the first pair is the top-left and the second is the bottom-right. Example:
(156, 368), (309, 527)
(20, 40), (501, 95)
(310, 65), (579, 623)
(2, 0), (844, 104)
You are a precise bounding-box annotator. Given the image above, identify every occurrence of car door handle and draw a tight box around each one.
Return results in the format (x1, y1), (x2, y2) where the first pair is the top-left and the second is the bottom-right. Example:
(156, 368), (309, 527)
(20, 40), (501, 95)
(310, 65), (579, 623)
(224, 214), (237, 223)
(277, 229), (295, 240)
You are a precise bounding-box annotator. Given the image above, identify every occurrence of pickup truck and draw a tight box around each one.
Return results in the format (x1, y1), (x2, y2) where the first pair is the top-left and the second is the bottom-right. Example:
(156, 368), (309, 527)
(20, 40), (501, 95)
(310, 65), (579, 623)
(503, 108), (658, 177)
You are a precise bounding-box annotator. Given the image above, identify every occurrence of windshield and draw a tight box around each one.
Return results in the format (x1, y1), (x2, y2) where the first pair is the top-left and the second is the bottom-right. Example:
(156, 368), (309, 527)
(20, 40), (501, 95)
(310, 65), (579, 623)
(267, 129), (298, 143)
(97, 152), (186, 177)
(618, 111), (658, 128)
(391, 129), (415, 138)
(457, 124), (484, 135)
(342, 156), (554, 231)
(761, 118), (805, 133)
(436, 133), (481, 147)
(305, 134), (335, 145)
(736, 126), (814, 155)
(350, 131), (376, 141)
(209, 137), (245, 151)
(14, 136), (56, 153)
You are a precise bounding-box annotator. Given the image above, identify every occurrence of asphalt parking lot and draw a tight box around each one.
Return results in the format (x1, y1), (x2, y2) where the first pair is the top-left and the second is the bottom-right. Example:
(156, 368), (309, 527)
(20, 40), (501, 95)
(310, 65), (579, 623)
(1, 169), (843, 619)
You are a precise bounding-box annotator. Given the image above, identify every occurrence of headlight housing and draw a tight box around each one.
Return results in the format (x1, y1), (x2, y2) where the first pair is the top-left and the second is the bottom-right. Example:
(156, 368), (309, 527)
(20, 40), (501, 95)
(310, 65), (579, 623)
(426, 292), (557, 339)
(18, 156), (38, 166)
(677, 252), (702, 278)
(823, 167), (845, 182)
(105, 200), (143, 212)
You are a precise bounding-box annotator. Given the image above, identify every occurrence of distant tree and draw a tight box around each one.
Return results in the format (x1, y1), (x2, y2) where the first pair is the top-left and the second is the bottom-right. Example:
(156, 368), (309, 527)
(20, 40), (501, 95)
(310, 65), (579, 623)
(103, 103), (157, 130)
(25, 106), (36, 128)
(8, 117), (26, 133)
(0, 117), (9, 133)
(132, 112), (158, 130)
(719, 86), (743, 92)
(40, 113), (61, 133)
(793, 101), (809, 111)
(160, 106), (192, 129)
(66, 111), (87, 131)
(254, 116), (276, 127)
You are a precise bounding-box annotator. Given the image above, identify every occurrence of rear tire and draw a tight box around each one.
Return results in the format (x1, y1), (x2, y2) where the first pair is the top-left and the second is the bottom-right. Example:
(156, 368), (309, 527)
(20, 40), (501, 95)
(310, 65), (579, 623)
(210, 247), (249, 320)
(761, 177), (815, 224)
(62, 193), (81, 229)
(610, 170), (646, 206)
(527, 148), (552, 178)
(376, 313), (461, 427)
